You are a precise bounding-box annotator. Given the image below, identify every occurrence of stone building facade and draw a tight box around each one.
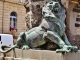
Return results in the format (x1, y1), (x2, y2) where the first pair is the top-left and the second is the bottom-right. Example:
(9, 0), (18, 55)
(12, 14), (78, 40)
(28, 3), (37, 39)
(65, 0), (80, 49)
(0, 0), (26, 37)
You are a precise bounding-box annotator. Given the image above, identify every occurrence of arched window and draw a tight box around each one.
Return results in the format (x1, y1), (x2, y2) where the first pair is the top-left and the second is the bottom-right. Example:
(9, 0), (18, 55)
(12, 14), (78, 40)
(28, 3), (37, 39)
(10, 12), (17, 31)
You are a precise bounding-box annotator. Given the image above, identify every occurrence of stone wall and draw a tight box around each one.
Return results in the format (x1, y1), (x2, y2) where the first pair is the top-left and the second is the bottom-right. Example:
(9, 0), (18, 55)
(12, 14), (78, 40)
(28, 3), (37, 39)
(0, 0), (26, 36)
(24, 0), (47, 30)
(0, 1), (3, 33)
(5, 0), (25, 4)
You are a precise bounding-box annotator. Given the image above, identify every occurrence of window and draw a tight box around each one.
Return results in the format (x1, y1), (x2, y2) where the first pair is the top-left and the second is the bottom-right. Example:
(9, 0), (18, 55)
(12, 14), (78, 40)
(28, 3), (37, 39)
(76, 18), (80, 22)
(73, 8), (80, 13)
(75, 23), (80, 27)
(10, 12), (17, 31)
(72, 4), (80, 13)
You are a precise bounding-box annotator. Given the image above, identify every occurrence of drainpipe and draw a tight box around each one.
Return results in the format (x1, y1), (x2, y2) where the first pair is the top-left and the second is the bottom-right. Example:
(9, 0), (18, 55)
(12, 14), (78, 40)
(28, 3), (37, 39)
(2, 0), (5, 33)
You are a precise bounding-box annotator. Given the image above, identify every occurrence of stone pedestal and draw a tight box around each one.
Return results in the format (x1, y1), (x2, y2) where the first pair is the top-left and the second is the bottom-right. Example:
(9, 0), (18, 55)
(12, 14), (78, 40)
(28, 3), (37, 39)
(0, 49), (80, 60)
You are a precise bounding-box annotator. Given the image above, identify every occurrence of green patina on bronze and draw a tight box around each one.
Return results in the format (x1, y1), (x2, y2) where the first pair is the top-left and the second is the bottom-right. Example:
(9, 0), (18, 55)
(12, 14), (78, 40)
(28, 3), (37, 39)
(0, 1), (78, 53)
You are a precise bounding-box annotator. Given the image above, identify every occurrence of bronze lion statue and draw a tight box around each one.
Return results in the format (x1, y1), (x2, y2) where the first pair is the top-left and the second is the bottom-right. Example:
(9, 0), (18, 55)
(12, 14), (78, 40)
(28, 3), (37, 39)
(0, 1), (78, 53)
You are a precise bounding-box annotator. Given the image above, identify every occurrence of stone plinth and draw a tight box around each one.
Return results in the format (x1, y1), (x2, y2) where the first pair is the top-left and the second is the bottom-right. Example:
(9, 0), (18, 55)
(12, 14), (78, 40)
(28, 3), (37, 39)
(0, 48), (80, 60)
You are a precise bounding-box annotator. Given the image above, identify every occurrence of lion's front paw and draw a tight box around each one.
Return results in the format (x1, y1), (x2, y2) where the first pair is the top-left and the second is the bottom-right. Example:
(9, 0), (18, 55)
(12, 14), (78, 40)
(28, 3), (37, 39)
(56, 46), (78, 53)
(21, 45), (29, 50)
(70, 46), (78, 52)
(56, 46), (72, 53)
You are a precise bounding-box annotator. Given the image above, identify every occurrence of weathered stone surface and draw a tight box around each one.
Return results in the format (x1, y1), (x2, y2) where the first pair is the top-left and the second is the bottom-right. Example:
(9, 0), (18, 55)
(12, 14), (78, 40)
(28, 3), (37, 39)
(0, 49), (80, 60)
(24, 0), (47, 31)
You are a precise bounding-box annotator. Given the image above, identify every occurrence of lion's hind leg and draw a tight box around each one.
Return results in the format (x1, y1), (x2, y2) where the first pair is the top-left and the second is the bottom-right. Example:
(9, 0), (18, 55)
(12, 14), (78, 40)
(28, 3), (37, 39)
(46, 31), (72, 53)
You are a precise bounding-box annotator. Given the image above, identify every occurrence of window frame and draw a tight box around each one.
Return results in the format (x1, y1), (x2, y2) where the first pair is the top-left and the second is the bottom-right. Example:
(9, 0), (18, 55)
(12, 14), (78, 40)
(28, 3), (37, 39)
(10, 12), (17, 31)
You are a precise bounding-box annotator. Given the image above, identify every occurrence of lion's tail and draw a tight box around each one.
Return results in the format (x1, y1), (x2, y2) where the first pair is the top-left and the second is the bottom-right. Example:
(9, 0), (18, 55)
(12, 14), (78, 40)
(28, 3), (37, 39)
(0, 44), (17, 53)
